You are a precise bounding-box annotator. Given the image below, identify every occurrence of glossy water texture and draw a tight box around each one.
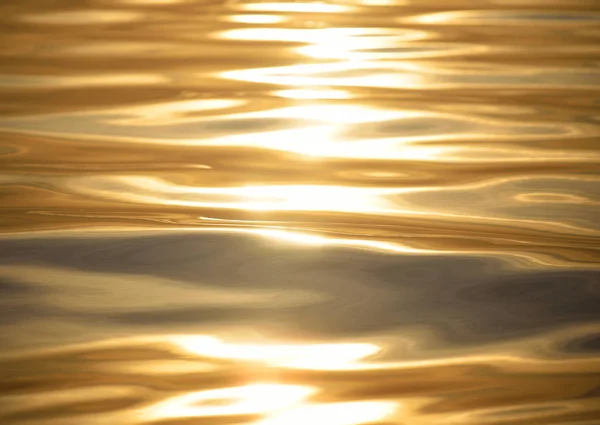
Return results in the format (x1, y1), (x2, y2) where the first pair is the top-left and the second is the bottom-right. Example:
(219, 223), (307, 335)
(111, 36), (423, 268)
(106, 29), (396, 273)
(1, 0), (600, 424)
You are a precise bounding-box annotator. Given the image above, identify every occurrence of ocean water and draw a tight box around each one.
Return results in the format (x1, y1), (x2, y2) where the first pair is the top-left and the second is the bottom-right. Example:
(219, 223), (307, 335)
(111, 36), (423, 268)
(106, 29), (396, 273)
(1, 1), (599, 424)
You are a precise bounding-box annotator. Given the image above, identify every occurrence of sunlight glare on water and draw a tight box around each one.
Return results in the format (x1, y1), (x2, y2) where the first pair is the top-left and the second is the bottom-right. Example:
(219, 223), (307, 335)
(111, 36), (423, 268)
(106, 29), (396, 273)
(0, 0), (599, 424)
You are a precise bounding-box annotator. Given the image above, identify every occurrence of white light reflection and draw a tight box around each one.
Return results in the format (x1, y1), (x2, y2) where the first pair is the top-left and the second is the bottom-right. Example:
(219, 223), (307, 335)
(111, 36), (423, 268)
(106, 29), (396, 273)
(256, 401), (397, 425)
(71, 176), (417, 214)
(145, 384), (314, 420)
(18, 10), (142, 24)
(275, 88), (350, 99)
(234, 2), (353, 13)
(405, 10), (600, 25)
(222, 61), (426, 89)
(300, 42), (483, 60)
(217, 27), (426, 45)
(161, 336), (399, 424)
(217, 28), (354, 43)
(254, 229), (438, 254)
(195, 104), (444, 160)
(174, 335), (380, 370)
(225, 14), (287, 24)
(0, 73), (166, 89)
(107, 99), (245, 125)
(293, 27), (439, 60)
(264, 104), (406, 122)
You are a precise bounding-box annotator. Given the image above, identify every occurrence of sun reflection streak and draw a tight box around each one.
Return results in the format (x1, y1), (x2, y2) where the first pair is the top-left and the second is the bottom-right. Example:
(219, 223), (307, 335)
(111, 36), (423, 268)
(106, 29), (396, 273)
(275, 88), (351, 99)
(3, 0), (599, 424)
(173, 335), (381, 370)
(224, 14), (288, 24)
(254, 229), (439, 254)
(73, 176), (417, 213)
(217, 27), (426, 44)
(144, 383), (315, 420)
(146, 336), (398, 425)
(144, 373), (396, 425)
(222, 61), (426, 89)
(255, 401), (397, 425)
(234, 2), (354, 13)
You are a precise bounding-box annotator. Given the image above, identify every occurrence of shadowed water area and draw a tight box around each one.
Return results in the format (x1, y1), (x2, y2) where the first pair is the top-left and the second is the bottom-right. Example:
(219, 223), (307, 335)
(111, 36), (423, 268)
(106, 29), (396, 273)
(1, 0), (600, 424)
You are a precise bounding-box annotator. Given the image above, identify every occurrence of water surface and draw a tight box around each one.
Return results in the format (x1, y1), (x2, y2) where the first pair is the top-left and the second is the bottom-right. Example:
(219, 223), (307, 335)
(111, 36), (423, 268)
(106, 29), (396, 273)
(1, 0), (600, 424)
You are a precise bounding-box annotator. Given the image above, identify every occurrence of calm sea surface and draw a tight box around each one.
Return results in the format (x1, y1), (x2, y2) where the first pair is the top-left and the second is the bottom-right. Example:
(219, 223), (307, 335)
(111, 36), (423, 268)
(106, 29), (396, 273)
(1, 1), (600, 424)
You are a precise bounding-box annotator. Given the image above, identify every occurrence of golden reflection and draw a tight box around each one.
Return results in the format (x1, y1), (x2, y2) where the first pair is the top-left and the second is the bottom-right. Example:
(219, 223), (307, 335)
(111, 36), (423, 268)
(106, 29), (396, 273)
(235, 184), (389, 212)
(2, 1), (600, 424)
(405, 11), (465, 25)
(217, 28), (359, 43)
(109, 99), (246, 125)
(222, 61), (426, 89)
(253, 229), (438, 254)
(262, 104), (406, 122)
(4, 329), (600, 425)
(225, 14), (288, 24)
(68, 176), (408, 212)
(516, 192), (599, 205)
(290, 27), (461, 61)
(114, 0), (185, 4)
(18, 10), (143, 25)
(174, 336), (380, 370)
(405, 10), (600, 25)
(300, 42), (483, 60)
(0, 73), (166, 89)
(256, 401), (397, 425)
(355, 0), (404, 4)
(234, 2), (353, 13)
(222, 59), (599, 91)
(274, 88), (351, 99)
(145, 384), (314, 420)
(145, 380), (396, 425)
(217, 26), (428, 55)
(147, 336), (398, 425)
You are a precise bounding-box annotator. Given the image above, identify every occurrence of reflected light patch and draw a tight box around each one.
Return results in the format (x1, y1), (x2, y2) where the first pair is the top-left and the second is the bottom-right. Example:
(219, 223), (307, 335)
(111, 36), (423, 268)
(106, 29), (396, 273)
(217, 28), (342, 43)
(145, 384), (314, 420)
(264, 104), (408, 123)
(253, 229), (438, 254)
(295, 28), (430, 60)
(0, 73), (166, 89)
(405, 10), (600, 25)
(19, 10), (142, 24)
(256, 401), (397, 425)
(215, 27), (417, 43)
(236, 185), (387, 212)
(174, 336), (381, 370)
(236, 2), (352, 13)
(357, 0), (405, 4)
(300, 42), (482, 60)
(406, 11), (463, 24)
(222, 61), (426, 89)
(109, 99), (246, 125)
(225, 14), (287, 24)
(116, 0), (185, 4)
(256, 229), (328, 245)
(74, 177), (398, 213)
(215, 127), (447, 160)
(275, 88), (350, 99)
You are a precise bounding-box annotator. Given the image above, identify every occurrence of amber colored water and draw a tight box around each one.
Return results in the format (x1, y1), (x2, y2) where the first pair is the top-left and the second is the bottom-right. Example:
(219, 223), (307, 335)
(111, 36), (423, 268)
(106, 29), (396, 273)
(1, 1), (600, 424)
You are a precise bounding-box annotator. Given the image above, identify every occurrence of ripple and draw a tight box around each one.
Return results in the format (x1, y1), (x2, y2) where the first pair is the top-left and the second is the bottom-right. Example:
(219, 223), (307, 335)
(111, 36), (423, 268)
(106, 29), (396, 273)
(232, 1), (355, 13)
(1, 0), (600, 424)
(2, 331), (600, 425)
(407, 10), (600, 25)
(0, 73), (167, 89)
(17, 10), (144, 25)
(224, 14), (289, 24)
